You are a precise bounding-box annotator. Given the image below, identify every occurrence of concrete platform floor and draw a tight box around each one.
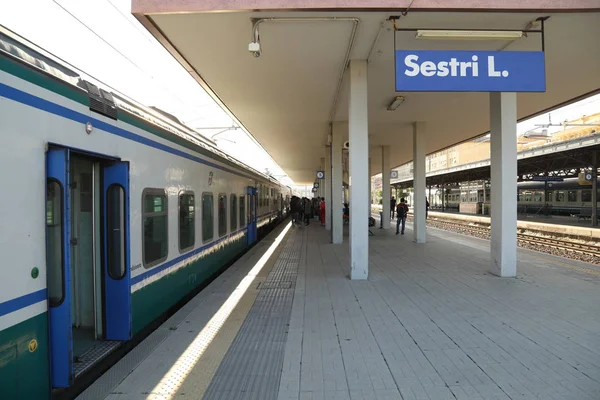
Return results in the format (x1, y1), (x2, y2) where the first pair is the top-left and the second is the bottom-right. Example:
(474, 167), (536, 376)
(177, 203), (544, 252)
(79, 220), (600, 400)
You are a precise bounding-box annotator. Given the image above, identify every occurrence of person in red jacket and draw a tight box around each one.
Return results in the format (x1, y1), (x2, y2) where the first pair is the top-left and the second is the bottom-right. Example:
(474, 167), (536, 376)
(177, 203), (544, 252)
(320, 197), (326, 226)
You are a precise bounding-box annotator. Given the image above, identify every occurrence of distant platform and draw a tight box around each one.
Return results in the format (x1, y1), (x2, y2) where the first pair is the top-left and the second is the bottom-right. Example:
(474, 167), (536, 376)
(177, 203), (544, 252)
(374, 205), (600, 238)
(426, 210), (600, 238)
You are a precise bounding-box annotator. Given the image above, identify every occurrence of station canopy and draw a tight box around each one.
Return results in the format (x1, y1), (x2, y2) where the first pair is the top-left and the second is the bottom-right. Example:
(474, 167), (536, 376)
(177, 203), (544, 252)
(133, 3), (600, 185)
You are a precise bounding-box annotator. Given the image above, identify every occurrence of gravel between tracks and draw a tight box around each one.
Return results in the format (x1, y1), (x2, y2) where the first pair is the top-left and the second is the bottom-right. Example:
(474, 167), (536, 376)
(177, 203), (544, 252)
(412, 216), (600, 266)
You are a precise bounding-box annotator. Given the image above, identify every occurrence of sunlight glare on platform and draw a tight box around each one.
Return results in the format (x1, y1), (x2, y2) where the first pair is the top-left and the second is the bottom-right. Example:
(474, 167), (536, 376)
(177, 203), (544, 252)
(147, 221), (293, 399)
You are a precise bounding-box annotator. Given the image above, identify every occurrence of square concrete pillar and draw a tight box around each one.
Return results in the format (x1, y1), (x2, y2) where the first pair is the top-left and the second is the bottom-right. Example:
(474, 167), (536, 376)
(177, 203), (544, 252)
(413, 122), (426, 244)
(332, 123), (344, 244)
(368, 157), (372, 206)
(319, 157), (325, 199)
(325, 145), (332, 231)
(381, 146), (391, 229)
(490, 92), (517, 277)
(349, 60), (369, 280)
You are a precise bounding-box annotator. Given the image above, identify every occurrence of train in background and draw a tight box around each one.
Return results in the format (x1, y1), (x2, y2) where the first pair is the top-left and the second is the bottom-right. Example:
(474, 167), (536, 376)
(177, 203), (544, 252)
(0, 26), (291, 399)
(438, 178), (599, 216)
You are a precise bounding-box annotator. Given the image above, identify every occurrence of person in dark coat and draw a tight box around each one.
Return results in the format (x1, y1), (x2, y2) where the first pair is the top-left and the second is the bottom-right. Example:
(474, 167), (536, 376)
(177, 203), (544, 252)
(290, 196), (300, 224)
(303, 197), (313, 225)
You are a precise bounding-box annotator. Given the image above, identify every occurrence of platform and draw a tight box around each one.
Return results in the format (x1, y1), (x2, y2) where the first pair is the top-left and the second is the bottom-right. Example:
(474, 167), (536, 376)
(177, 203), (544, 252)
(78, 219), (600, 400)
(374, 206), (600, 239)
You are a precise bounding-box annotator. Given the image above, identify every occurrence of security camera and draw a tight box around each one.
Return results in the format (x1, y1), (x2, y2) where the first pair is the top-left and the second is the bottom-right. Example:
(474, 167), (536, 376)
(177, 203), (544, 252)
(249, 41), (261, 58)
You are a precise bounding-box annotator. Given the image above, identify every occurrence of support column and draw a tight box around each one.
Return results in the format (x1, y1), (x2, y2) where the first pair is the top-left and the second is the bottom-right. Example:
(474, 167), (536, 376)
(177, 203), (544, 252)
(413, 122), (426, 243)
(332, 123), (344, 243)
(382, 146), (391, 229)
(368, 157), (372, 207)
(442, 183), (445, 212)
(592, 151), (598, 227)
(325, 145), (332, 231)
(490, 92), (517, 278)
(349, 60), (369, 280)
(319, 157), (325, 199)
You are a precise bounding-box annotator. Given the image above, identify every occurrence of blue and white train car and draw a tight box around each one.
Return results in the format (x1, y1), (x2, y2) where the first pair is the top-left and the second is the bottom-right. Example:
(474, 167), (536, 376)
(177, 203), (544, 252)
(0, 26), (290, 399)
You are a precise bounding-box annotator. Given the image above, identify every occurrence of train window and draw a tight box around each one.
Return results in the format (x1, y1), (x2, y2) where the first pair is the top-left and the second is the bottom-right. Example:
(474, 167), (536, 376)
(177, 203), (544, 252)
(240, 195), (246, 228)
(534, 192), (543, 202)
(218, 194), (227, 237)
(231, 195), (238, 231)
(142, 189), (168, 268)
(568, 191), (578, 202)
(258, 186), (262, 207)
(202, 193), (214, 242)
(582, 190), (592, 202)
(469, 192), (477, 203)
(524, 192), (532, 202)
(179, 191), (195, 253)
(555, 191), (565, 202)
(46, 179), (64, 307)
(107, 184), (126, 279)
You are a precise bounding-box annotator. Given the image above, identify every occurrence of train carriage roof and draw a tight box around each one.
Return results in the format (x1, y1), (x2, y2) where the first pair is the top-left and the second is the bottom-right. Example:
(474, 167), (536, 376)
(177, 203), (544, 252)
(0, 25), (284, 187)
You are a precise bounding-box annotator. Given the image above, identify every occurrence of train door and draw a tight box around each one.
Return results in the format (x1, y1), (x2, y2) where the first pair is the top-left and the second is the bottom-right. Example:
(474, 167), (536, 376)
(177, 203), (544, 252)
(102, 161), (131, 340)
(69, 155), (103, 366)
(46, 147), (131, 388)
(247, 186), (257, 245)
(46, 147), (73, 388)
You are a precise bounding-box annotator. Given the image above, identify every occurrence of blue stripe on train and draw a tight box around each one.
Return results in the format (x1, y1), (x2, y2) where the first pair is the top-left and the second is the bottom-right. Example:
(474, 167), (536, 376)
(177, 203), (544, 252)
(0, 289), (47, 317)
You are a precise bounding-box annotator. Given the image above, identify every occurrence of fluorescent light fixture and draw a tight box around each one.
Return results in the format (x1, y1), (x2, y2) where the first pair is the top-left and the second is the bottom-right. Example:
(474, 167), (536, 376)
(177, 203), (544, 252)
(415, 30), (523, 41)
(387, 96), (405, 111)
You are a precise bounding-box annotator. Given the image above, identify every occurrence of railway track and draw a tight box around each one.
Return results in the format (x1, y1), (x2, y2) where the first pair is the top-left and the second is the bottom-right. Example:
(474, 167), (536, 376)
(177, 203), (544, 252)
(421, 216), (600, 266)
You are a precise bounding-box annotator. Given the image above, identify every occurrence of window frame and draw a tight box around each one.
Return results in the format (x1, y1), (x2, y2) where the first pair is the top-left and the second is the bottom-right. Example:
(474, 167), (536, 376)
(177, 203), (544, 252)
(202, 192), (214, 244)
(218, 193), (228, 237)
(107, 183), (126, 280)
(142, 188), (169, 269)
(239, 194), (246, 228)
(178, 190), (196, 254)
(230, 194), (238, 232)
(567, 190), (578, 203)
(46, 178), (65, 307)
(582, 189), (592, 203)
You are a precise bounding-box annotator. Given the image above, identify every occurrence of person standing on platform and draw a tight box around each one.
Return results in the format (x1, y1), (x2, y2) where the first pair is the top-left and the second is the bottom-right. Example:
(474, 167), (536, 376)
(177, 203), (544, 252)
(320, 197), (326, 226)
(290, 196), (299, 224)
(390, 196), (396, 219)
(426, 198), (430, 219)
(396, 198), (409, 235)
(303, 197), (313, 225)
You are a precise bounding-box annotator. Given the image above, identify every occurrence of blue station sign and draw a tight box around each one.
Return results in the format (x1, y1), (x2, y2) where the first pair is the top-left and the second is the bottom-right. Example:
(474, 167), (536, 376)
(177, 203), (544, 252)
(395, 50), (546, 92)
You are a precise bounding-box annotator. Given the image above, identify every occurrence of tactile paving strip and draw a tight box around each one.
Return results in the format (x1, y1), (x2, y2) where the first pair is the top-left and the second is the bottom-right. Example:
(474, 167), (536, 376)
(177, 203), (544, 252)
(202, 229), (302, 400)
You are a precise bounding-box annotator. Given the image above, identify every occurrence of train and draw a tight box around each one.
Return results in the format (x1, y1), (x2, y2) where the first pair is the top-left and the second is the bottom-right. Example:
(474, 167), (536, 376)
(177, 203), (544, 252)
(0, 26), (291, 399)
(437, 178), (599, 216)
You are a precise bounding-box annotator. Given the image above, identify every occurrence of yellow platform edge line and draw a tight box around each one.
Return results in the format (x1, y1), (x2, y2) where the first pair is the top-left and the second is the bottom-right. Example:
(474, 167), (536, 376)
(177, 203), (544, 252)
(174, 230), (292, 398)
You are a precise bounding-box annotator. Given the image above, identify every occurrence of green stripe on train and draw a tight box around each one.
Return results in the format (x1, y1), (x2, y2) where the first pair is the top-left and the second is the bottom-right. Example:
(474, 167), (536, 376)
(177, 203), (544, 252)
(0, 312), (50, 400)
(132, 235), (247, 334)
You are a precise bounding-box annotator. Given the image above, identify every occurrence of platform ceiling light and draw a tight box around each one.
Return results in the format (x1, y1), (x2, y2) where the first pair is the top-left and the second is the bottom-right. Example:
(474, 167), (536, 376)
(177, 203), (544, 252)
(387, 96), (405, 111)
(415, 30), (523, 41)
